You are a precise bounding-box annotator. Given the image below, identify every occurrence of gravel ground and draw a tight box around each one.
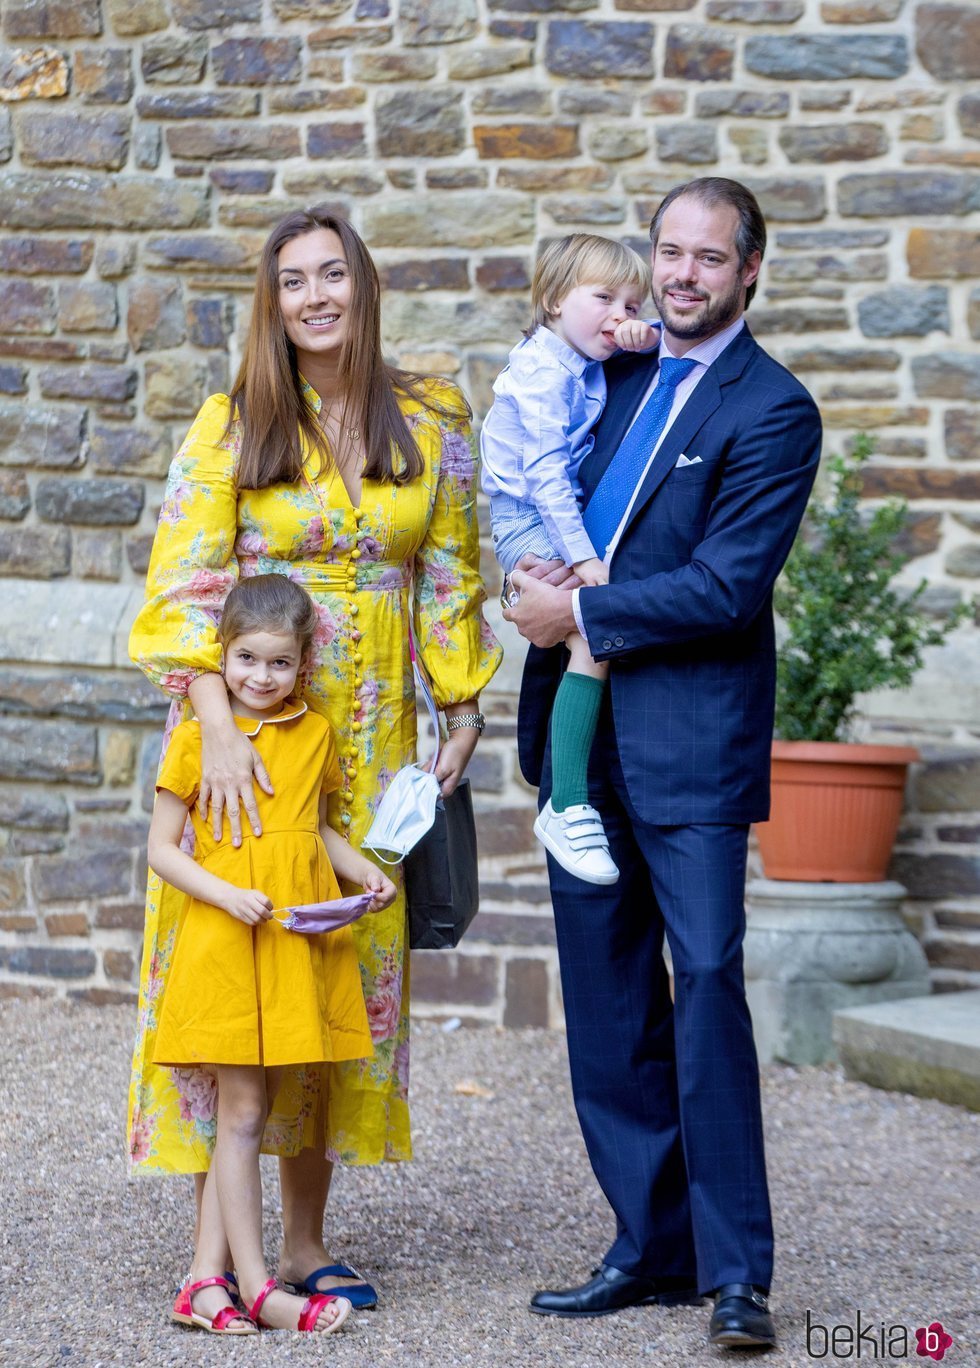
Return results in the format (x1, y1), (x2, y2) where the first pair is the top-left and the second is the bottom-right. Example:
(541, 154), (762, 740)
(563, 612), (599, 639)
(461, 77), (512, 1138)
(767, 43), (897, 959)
(0, 999), (977, 1368)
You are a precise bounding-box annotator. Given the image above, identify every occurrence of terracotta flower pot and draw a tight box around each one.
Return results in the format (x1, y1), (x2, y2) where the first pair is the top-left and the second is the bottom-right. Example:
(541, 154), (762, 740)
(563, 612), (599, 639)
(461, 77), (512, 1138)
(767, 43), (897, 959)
(755, 740), (919, 883)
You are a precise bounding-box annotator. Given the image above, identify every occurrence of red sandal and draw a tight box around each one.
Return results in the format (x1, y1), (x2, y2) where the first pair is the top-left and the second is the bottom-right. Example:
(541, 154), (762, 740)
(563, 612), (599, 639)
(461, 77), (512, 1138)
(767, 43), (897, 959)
(172, 1275), (257, 1335)
(247, 1277), (352, 1333)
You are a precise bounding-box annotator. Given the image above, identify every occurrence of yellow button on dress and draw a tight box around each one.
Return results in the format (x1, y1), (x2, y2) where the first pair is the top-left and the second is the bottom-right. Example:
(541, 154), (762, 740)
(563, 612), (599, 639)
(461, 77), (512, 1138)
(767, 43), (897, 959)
(152, 702), (373, 1071)
(127, 380), (502, 1173)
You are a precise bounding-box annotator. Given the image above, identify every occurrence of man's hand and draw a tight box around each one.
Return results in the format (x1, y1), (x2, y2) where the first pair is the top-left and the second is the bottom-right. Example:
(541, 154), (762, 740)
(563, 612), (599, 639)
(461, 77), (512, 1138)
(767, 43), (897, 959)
(502, 568), (579, 647)
(614, 319), (660, 353)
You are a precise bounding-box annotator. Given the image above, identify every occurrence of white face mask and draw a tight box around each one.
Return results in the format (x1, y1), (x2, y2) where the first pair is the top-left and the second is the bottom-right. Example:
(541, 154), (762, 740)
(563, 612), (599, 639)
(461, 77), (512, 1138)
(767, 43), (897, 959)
(362, 764), (441, 863)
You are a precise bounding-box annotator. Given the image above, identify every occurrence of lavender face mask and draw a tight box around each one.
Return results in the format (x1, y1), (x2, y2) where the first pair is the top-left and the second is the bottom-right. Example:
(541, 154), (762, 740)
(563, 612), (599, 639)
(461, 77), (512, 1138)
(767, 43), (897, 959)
(276, 892), (375, 934)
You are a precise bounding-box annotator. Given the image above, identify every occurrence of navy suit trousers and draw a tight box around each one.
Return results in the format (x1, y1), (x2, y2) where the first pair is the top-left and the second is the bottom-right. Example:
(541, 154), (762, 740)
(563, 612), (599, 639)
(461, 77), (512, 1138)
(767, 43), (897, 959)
(544, 726), (774, 1294)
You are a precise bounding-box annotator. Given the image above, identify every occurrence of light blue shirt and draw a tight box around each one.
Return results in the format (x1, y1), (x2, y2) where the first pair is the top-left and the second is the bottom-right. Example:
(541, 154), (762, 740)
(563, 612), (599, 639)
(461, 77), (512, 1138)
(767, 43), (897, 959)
(479, 325), (605, 567)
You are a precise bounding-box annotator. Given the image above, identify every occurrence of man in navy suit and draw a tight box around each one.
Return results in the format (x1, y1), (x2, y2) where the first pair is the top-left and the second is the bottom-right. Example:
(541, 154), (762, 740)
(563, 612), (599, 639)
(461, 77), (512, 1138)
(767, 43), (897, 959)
(504, 178), (822, 1350)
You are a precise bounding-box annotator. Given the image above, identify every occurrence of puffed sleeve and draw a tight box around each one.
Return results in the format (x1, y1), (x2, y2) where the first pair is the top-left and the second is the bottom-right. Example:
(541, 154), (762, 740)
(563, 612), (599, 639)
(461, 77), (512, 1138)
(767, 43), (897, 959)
(129, 394), (240, 699)
(155, 721), (201, 806)
(412, 381), (503, 707)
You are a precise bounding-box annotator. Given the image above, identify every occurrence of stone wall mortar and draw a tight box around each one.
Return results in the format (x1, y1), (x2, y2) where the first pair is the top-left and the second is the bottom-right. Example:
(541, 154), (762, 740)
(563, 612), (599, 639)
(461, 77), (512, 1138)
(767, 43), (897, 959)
(1, 0), (979, 1015)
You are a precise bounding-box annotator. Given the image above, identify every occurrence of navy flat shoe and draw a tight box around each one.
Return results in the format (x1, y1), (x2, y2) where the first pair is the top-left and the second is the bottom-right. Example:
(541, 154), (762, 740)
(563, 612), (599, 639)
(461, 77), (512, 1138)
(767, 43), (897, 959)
(282, 1263), (378, 1310)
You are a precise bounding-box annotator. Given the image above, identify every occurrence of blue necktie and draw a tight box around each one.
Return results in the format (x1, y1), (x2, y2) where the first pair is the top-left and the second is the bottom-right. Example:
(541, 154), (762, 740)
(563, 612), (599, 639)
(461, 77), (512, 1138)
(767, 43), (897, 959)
(582, 355), (698, 559)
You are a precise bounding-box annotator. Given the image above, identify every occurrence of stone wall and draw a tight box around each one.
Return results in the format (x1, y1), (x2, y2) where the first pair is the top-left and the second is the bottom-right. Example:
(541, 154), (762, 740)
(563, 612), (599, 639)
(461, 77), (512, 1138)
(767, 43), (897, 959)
(1, 0), (979, 1018)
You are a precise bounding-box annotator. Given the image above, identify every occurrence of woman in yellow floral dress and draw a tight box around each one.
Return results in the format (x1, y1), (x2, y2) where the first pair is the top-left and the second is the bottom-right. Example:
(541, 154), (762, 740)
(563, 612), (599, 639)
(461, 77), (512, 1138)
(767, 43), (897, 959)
(128, 207), (501, 1317)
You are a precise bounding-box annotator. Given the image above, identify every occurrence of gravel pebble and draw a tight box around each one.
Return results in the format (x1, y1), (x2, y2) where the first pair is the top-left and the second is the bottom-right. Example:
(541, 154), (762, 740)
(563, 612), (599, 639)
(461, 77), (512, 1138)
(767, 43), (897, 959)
(0, 1000), (977, 1367)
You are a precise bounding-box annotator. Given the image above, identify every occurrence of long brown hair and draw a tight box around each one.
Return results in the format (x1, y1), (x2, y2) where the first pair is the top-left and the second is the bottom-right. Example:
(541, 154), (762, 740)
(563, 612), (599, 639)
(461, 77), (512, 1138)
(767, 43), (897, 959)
(229, 207), (460, 489)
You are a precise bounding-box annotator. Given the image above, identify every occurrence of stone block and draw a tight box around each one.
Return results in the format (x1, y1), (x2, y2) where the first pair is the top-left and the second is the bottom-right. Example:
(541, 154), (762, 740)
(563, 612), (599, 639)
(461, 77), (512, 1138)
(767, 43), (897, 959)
(210, 169), (273, 194)
(561, 89), (632, 117)
(410, 951), (499, 1007)
(365, 193), (533, 249)
(0, 525), (69, 576)
(901, 111), (944, 143)
(74, 46), (133, 103)
(379, 258), (469, 292)
(425, 167), (488, 189)
(499, 165), (612, 192)
(729, 127), (768, 165)
(0, 279), (55, 334)
(770, 251), (886, 283)
(543, 196), (626, 224)
(858, 286), (949, 338)
(387, 169), (415, 189)
(58, 282), (117, 335)
(376, 90), (464, 159)
(401, 0), (478, 44)
(353, 50), (436, 81)
(0, 45), (68, 99)
(861, 467), (980, 499)
(799, 88), (850, 111)
(307, 24), (390, 49)
(3, 0), (101, 38)
(491, 0), (592, 9)
(126, 280), (186, 352)
(779, 123), (888, 163)
(907, 228), (980, 279)
(838, 172), (980, 218)
(696, 89), (789, 118)
(0, 667), (166, 721)
(892, 511), (942, 563)
(912, 352), (980, 401)
(212, 37), (302, 85)
(656, 123), (717, 164)
(0, 365), (26, 395)
(546, 21), (654, 78)
(822, 0), (902, 16)
(0, 946), (97, 978)
(382, 296), (526, 349)
(665, 24), (735, 81)
(489, 16), (534, 36)
(45, 911), (91, 937)
(0, 237), (93, 274)
(749, 306), (848, 334)
(307, 122), (368, 159)
(0, 718), (98, 781)
(447, 44), (532, 80)
(73, 529), (122, 581)
(476, 257), (530, 292)
(945, 409), (980, 461)
(0, 402), (85, 468)
(946, 545), (980, 579)
(94, 901), (144, 930)
(503, 958), (550, 1027)
(588, 124), (647, 161)
(959, 93), (980, 141)
(140, 34), (207, 84)
(0, 787), (68, 830)
(0, 173), (210, 230)
(137, 92), (259, 120)
(0, 858), (27, 910)
(96, 239), (135, 278)
(745, 34), (908, 79)
(36, 476), (143, 526)
(165, 122), (300, 161)
(126, 535), (153, 576)
(145, 356), (208, 419)
(35, 849), (132, 903)
(187, 297), (233, 349)
(474, 122), (578, 161)
(18, 110), (130, 170)
(916, 3), (980, 80)
(741, 176), (826, 222)
(145, 233), (261, 273)
(823, 403), (928, 428)
(172, 0), (261, 26)
(891, 852), (980, 898)
(107, 0), (168, 33)
(104, 948), (136, 981)
(474, 804), (538, 859)
(273, 0), (349, 14)
(0, 470), (29, 519)
(38, 364), (136, 404)
(707, 0), (803, 17)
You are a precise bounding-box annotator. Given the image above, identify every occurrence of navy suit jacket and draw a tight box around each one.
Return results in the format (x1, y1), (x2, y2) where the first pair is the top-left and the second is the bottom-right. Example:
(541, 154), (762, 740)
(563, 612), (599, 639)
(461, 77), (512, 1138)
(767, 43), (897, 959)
(517, 324), (822, 825)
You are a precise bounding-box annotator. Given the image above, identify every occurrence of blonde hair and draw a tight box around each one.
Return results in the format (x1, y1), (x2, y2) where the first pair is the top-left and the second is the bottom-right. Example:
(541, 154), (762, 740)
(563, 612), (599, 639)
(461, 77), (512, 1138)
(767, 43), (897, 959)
(530, 234), (651, 329)
(219, 574), (319, 661)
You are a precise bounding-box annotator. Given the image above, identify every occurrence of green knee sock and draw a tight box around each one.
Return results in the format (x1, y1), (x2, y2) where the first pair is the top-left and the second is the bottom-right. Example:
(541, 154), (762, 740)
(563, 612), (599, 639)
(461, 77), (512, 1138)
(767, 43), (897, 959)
(550, 671), (605, 813)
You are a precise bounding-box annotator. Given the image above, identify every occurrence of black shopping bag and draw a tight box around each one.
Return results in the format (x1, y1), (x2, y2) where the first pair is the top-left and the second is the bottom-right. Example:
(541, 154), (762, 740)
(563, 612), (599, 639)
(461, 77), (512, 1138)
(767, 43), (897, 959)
(405, 778), (478, 950)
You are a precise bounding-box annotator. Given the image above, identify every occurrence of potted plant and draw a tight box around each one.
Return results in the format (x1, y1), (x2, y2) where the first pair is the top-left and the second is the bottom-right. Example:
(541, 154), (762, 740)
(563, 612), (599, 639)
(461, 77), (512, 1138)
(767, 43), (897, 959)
(756, 434), (968, 882)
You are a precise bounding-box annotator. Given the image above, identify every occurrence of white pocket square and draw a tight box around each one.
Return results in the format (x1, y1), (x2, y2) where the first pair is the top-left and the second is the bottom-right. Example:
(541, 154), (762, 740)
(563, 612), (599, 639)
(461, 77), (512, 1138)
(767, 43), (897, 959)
(675, 453), (702, 467)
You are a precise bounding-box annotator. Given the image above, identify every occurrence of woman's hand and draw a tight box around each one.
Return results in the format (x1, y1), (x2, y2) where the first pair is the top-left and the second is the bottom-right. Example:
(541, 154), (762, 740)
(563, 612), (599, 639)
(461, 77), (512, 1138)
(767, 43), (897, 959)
(431, 727), (479, 798)
(199, 722), (274, 847)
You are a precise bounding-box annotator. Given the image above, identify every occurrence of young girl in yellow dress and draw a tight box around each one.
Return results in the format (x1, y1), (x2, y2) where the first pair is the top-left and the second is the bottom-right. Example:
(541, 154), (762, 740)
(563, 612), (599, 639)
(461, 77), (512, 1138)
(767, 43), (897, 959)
(148, 574), (396, 1335)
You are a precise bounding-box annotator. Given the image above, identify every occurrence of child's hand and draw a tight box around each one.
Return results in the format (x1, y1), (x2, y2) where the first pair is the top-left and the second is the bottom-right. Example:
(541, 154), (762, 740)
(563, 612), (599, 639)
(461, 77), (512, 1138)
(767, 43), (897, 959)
(572, 556), (609, 587)
(362, 866), (397, 913)
(614, 319), (660, 353)
(222, 887), (273, 925)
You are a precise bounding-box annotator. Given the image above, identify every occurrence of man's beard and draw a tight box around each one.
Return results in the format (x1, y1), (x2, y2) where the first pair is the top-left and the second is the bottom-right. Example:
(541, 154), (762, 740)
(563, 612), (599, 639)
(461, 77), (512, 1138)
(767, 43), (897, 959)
(652, 274), (744, 340)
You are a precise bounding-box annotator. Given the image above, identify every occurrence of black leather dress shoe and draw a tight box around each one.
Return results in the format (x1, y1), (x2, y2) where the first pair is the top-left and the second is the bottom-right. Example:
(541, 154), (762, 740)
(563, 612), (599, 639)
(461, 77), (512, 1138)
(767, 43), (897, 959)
(530, 1263), (702, 1318)
(708, 1283), (776, 1349)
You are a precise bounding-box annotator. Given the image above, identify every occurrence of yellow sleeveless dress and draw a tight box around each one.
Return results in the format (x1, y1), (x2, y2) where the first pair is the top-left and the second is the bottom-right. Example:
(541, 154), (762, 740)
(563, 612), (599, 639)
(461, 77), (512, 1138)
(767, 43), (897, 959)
(153, 702), (373, 1070)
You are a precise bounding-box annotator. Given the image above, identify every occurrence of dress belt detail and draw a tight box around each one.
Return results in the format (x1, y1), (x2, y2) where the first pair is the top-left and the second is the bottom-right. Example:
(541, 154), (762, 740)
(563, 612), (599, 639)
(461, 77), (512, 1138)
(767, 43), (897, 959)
(238, 560), (411, 592)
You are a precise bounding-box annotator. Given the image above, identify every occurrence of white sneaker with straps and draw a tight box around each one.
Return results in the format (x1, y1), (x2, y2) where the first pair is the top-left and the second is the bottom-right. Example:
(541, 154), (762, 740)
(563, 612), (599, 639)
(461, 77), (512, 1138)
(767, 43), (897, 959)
(533, 799), (620, 886)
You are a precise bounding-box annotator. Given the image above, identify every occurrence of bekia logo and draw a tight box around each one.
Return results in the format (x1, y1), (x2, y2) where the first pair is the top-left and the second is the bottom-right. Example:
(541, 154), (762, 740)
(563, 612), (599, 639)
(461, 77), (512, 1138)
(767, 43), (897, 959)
(805, 1310), (954, 1360)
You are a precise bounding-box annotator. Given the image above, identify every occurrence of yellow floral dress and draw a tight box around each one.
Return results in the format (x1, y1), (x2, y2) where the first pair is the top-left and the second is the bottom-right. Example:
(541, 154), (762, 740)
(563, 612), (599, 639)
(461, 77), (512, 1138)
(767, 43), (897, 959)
(128, 380), (501, 1174)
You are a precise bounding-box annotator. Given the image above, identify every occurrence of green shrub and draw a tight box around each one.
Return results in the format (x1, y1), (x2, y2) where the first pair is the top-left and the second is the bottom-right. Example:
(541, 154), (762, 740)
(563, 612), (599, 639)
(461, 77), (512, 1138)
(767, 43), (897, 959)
(774, 434), (968, 743)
